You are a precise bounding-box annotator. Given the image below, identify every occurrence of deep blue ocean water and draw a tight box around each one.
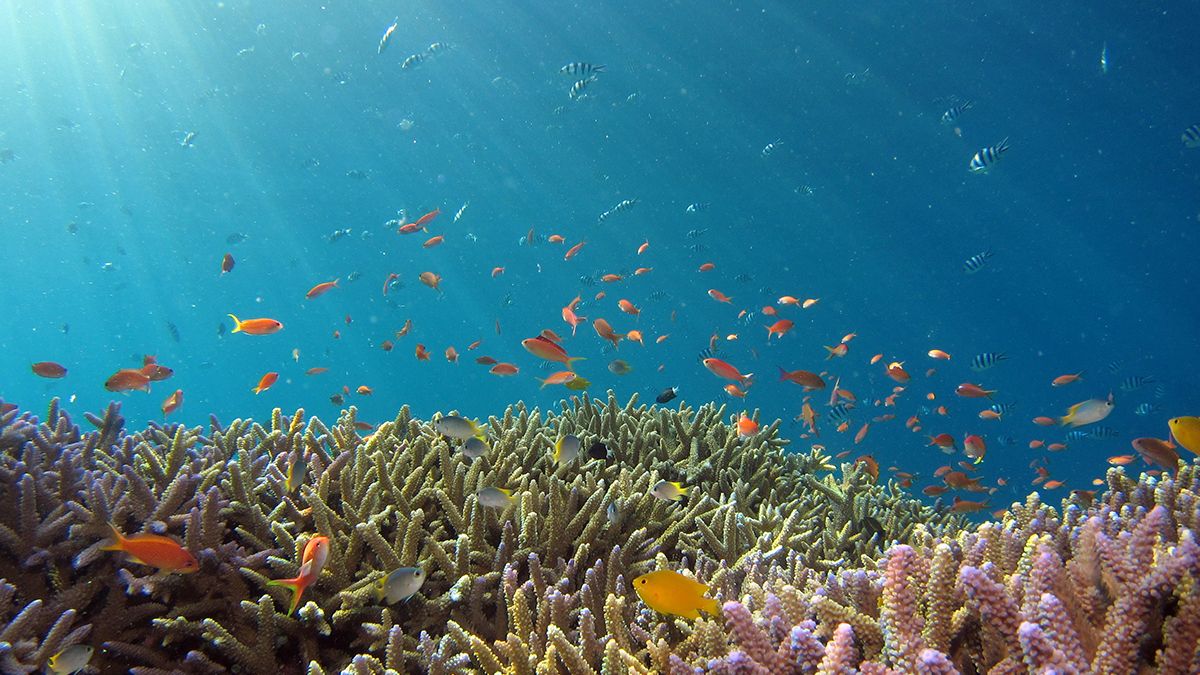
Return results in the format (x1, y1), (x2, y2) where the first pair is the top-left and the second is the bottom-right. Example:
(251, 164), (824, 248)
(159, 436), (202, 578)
(2, 1), (1198, 509)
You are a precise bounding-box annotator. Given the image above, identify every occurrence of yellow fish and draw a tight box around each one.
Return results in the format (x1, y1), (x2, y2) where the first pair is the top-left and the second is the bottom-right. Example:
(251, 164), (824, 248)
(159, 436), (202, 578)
(633, 569), (719, 620)
(1168, 417), (1200, 455)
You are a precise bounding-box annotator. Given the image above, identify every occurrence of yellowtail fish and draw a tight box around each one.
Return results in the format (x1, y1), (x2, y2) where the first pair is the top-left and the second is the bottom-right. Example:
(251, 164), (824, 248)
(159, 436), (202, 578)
(434, 415), (484, 441)
(286, 455), (308, 493)
(1059, 394), (1115, 427)
(47, 644), (94, 674)
(477, 486), (514, 508)
(554, 435), (581, 465)
(650, 480), (688, 502)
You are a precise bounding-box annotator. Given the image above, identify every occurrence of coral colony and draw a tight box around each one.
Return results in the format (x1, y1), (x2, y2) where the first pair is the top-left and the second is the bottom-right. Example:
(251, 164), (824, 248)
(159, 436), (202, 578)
(1, 392), (1198, 673)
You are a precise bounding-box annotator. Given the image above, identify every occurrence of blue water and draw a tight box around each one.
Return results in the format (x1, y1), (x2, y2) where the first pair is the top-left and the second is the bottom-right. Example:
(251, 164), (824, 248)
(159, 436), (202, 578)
(2, 1), (1198, 506)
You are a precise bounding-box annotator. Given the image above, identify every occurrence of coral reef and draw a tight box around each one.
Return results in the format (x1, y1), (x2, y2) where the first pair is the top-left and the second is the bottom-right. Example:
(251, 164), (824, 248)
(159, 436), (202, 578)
(1, 392), (1197, 673)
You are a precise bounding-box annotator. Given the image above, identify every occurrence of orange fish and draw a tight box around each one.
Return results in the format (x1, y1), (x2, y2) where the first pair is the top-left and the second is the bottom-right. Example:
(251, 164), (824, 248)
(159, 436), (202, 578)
(824, 344), (849, 360)
(1032, 416), (1056, 426)
(103, 523), (199, 573)
(1047, 442), (1067, 452)
(398, 222), (424, 235)
(854, 422), (870, 444)
(419, 271), (442, 291)
(927, 349), (951, 360)
(978, 410), (1002, 421)
(1051, 372), (1083, 386)
(698, 262), (715, 272)
(736, 414), (759, 437)
(305, 367), (328, 376)
(601, 273), (624, 283)
(955, 383), (995, 399)
(306, 280), (339, 299)
(357, 385), (373, 396)
(1029, 440), (1045, 449)
(467, 339), (482, 350)
(539, 371), (578, 388)
(522, 336), (585, 370)
(490, 363), (519, 376)
(618, 299), (640, 316)
(885, 362), (910, 383)
(778, 295), (800, 306)
(105, 368), (152, 393)
(593, 318), (624, 350)
(761, 305), (777, 316)
(415, 344), (430, 361)
(707, 289), (732, 303)
(228, 314), (283, 335)
(564, 241), (586, 260)
(382, 272), (399, 295)
(413, 208), (441, 227)
(31, 361), (68, 378)
(1107, 454), (1135, 465)
(1042, 480), (1064, 490)
(267, 535), (330, 615)
(491, 266), (505, 278)
(655, 334), (670, 344)
(626, 329), (645, 345)
(855, 455), (879, 482)
(765, 319), (794, 341)
(396, 319), (413, 337)
(161, 389), (183, 418)
(423, 235), (444, 248)
(802, 298), (819, 309)
(778, 368), (825, 390)
(634, 267), (653, 276)
(637, 240), (649, 255)
(922, 485), (948, 497)
(702, 358), (753, 386)
(595, 291), (607, 301)
(221, 253), (235, 274)
(548, 234), (565, 243)
(724, 384), (747, 398)
(445, 346), (459, 363)
(563, 300), (587, 335)
(951, 497), (990, 513)
(253, 372), (279, 394)
(475, 356), (497, 365)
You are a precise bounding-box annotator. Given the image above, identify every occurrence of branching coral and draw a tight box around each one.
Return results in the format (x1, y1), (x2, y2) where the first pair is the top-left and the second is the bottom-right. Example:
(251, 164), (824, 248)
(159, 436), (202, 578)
(2, 393), (1197, 673)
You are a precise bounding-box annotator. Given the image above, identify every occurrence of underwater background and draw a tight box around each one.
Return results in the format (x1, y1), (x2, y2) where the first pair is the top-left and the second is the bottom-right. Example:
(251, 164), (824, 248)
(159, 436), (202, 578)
(2, 0), (1200, 510)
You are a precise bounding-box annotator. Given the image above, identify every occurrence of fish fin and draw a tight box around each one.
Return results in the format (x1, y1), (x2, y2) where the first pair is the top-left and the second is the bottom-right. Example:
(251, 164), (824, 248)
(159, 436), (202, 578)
(566, 356), (586, 371)
(100, 522), (126, 551)
(267, 572), (308, 615)
(700, 596), (720, 617)
(227, 314), (242, 333)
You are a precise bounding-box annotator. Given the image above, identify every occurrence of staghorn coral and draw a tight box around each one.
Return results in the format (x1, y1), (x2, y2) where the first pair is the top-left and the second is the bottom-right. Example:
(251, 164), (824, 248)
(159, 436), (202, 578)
(2, 393), (1198, 673)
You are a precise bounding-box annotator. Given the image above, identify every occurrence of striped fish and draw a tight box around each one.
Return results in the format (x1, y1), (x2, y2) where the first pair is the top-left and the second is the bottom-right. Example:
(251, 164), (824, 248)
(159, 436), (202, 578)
(1106, 360), (1124, 374)
(761, 139), (783, 157)
(1119, 375), (1155, 392)
(568, 76), (596, 100)
(401, 53), (425, 69)
(940, 100), (973, 125)
(597, 198), (637, 223)
(1154, 384), (1166, 399)
(560, 62), (605, 76)
(968, 137), (1010, 174)
(963, 250), (994, 274)
(970, 352), (1007, 371)
(1064, 430), (1090, 442)
(685, 202), (709, 213)
(1183, 124), (1200, 149)
(1134, 402), (1160, 416)
(827, 404), (853, 424)
(1087, 426), (1120, 439)
(988, 402), (1016, 415)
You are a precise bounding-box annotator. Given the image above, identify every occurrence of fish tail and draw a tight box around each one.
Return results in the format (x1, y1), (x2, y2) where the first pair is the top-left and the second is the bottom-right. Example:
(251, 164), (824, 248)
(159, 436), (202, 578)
(701, 596), (720, 617)
(227, 314), (242, 333)
(100, 522), (126, 551)
(777, 366), (787, 381)
(823, 346), (836, 359)
(266, 576), (306, 615)
(566, 356), (586, 371)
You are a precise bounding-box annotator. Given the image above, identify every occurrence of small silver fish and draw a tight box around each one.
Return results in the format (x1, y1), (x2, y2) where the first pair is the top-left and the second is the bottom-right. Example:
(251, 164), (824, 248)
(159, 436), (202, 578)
(606, 500), (620, 526)
(650, 480), (688, 502)
(554, 434), (581, 465)
(462, 436), (488, 459)
(47, 644), (94, 674)
(375, 566), (425, 604)
(434, 415), (483, 440)
(378, 17), (399, 54)
(477, 486), (515, 508)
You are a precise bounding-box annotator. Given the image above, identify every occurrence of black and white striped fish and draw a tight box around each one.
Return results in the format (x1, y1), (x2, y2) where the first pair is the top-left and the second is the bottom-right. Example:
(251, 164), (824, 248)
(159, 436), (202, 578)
(963, 250), (994, 274)
(1087, 426), (1120, 439)
(940, 100), (973, 125)
(1119, 375), (1155, 392)
(1106, 360), (1124, 374)
(568, 76), (596, 100)
(453, 202), (469, 222)
(686, 228), (707, 239)
(968, 137), (1010, 174)
(560, 63), (605, 76)
(597, 198), (637, 222)
(761, 139), (783, 157)
(401, 53), (425, 69)
(1134, 402), (1160, 416)
(1183, 124), (1200, 149)
(1154, 384), (1166, 399)
(685, 202), (709, 213)
(970, 352), (1007, 371)
(988, 402), (1016, 416)
(1065, 430), (1090, 442)
(827, 404), (853, 424)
